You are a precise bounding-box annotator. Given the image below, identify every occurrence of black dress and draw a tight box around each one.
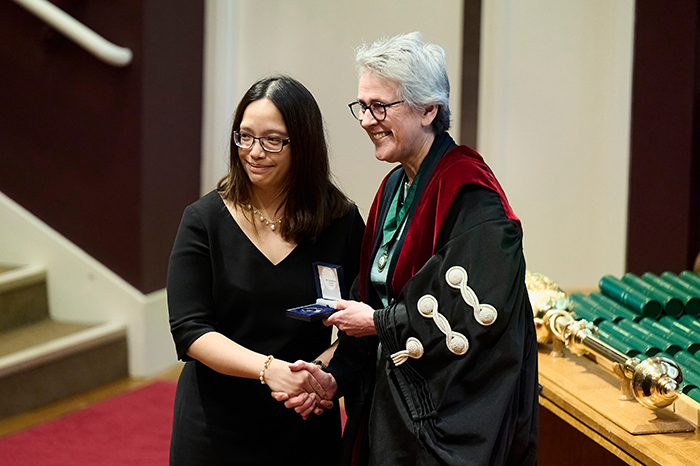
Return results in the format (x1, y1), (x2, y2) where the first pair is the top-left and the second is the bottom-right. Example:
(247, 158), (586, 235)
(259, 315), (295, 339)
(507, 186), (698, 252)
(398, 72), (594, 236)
(167, 190), (365, 466)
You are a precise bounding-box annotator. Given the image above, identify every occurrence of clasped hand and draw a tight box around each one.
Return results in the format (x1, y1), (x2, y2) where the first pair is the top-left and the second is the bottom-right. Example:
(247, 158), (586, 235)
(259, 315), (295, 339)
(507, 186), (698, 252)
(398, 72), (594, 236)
(270, 300), (375, 419)
(270, 361), (337, 420)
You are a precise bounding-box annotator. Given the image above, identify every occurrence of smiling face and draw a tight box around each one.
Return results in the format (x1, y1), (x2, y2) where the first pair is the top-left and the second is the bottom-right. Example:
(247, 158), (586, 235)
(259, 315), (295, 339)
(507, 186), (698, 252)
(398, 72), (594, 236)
(357, 72), (437, 179)
(237, 98), (292, 196)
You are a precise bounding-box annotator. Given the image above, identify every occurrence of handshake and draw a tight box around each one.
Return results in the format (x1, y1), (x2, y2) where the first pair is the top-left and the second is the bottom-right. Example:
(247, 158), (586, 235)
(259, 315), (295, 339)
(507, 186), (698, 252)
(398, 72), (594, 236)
(264, 299), (377, 419)
(268, 360), (338, 420)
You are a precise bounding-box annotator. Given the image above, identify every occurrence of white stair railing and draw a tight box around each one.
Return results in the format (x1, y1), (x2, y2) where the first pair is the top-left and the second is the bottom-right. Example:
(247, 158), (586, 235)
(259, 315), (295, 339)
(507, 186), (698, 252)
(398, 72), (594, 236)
(12, 0), (133, 67)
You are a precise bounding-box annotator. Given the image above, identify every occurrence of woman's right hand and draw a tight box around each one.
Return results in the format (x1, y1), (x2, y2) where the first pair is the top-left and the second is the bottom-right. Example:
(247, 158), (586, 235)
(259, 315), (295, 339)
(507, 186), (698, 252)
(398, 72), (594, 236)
(263, 359), (330, 400)
(270, 360), (337, 419)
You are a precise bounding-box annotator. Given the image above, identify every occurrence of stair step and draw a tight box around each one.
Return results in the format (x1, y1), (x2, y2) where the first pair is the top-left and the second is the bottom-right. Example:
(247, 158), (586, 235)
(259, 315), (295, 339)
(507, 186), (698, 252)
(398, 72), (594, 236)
(0, 319), (96, 360)
(0, 264), (49, 333)
(0, 320), (128, 419)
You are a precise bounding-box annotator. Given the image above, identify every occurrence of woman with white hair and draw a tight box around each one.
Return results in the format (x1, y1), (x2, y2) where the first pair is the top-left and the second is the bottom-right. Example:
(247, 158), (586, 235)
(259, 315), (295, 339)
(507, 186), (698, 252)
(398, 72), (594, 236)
(278, 32), (539, 465)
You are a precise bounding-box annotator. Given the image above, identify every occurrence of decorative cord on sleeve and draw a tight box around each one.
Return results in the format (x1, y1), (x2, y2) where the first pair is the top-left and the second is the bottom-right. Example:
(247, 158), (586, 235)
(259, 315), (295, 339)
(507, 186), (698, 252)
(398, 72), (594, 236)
(417, 294), (469, 355)
(390, 337), (424, 366)
(446, 266), (498, 326)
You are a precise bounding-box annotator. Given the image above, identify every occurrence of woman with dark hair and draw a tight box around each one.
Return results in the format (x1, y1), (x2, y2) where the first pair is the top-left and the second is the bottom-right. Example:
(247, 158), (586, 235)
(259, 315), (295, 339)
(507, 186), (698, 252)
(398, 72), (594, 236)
(167, 75), (364, 465)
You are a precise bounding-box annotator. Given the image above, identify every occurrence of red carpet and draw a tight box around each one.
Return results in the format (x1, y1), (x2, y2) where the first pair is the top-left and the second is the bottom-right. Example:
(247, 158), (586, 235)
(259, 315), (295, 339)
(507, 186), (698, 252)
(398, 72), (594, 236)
(0, 380), (177, 466)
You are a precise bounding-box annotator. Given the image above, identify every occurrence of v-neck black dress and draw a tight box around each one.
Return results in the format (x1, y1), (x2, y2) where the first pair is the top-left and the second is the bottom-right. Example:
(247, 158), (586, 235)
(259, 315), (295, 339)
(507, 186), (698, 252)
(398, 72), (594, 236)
(167, 190), (364, 466)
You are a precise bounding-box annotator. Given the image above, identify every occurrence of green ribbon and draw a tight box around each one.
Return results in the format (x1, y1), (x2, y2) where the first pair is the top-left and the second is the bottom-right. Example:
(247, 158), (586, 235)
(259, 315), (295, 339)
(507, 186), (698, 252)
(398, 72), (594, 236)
(379, 168), (423, 250)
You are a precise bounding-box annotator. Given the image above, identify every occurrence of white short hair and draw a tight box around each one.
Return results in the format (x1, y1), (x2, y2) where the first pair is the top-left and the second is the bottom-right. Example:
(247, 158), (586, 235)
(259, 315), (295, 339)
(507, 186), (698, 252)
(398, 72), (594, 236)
(356, 31), (450, 134)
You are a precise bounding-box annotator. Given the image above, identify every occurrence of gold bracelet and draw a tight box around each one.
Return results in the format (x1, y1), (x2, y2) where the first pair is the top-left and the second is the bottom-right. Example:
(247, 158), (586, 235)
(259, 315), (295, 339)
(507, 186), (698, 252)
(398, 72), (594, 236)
(259, 355), (274, 385)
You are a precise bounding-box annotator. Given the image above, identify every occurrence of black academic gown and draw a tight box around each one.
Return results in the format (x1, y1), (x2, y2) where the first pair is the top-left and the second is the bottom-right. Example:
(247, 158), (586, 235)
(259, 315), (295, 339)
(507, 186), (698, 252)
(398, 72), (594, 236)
(329, 133), (539, 466)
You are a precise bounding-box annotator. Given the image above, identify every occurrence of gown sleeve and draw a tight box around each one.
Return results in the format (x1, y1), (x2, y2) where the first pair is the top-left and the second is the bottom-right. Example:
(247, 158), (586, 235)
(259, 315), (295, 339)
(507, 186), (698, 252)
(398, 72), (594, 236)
(167, 204), (218, 361)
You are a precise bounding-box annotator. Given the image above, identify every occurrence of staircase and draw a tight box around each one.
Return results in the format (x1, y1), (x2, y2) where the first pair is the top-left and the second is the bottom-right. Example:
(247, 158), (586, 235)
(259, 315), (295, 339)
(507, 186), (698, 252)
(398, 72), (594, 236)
(0, 264), (128, 419)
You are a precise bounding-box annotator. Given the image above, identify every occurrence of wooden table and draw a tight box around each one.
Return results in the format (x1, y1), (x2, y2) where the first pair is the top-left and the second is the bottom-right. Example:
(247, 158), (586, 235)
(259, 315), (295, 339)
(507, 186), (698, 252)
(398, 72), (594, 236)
(538, 346), (700, 466)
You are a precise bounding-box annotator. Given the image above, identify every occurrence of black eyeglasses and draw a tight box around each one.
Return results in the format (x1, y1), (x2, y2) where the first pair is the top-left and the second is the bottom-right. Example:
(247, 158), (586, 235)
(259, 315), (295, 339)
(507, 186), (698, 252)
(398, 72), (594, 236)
(233, 131), (291, 153)
(348, 100), (404, 122)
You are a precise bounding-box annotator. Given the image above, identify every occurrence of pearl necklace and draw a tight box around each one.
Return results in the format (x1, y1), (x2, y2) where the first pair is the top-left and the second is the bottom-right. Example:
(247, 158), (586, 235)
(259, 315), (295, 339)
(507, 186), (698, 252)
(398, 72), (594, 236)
(247, 204), (283, 231)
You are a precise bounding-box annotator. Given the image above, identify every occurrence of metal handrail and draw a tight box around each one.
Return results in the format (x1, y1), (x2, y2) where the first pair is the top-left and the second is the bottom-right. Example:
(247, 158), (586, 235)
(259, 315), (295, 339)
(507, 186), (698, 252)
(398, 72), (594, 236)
(12, 0), (133, 67)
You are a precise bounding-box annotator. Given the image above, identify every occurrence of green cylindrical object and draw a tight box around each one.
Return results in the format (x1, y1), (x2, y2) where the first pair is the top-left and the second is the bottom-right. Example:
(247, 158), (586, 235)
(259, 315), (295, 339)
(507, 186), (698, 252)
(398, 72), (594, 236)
(588, 292), (644, 322)
(679, 366), (700, 392)
(673, 350), (700, 376)
(598, 275), (662, 318)
(598, 320), (660, 356)
(570, 293), (613, 324)
(638, 317), (700, 354)
(643, 272), (700, 317)
(617, 319), (682, 355)
(569, 301), (605, 325)
(679, 315), (700, 334)
(597, 327), (642, 358)
(622, 273), (684, 316)
(680, 271), (700, 291)
(662, 272), (700, 297)
(659, 316), (700, 355)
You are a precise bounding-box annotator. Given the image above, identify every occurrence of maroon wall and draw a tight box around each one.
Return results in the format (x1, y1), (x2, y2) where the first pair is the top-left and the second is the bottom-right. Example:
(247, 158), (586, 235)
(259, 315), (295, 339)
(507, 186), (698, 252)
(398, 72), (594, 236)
(0, 0), (203, 293)
(627, 0), (700, 274)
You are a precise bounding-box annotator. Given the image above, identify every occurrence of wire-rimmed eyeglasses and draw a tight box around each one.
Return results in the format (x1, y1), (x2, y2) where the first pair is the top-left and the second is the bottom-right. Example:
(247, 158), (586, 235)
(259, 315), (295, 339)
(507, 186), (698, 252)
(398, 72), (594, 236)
(233, 131), (291, 153)
(348, 100), (404, 122)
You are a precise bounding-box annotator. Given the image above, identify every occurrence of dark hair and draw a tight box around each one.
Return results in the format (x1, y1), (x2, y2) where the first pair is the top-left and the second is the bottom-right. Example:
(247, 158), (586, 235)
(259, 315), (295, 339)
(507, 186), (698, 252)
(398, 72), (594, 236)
(217, 75), (352, 243)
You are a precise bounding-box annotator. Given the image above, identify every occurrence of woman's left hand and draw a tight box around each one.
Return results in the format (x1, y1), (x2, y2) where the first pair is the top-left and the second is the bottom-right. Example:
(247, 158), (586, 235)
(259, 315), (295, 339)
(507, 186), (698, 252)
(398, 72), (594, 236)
(324, 299), (377, 337)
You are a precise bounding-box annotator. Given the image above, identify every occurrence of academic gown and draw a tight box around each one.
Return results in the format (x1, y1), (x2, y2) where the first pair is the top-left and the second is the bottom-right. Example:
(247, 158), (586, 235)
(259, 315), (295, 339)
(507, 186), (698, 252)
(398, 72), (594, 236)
(328, 133), (539, 466)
